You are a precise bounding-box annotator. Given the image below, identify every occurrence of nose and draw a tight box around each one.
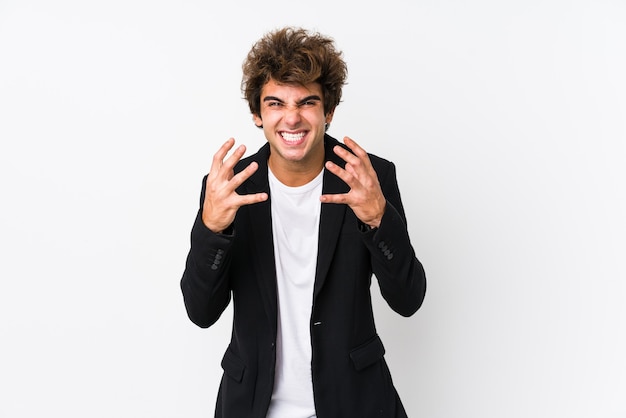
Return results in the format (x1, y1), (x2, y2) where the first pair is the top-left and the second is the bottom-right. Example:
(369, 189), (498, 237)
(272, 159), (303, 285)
(283, 105), (302, 126)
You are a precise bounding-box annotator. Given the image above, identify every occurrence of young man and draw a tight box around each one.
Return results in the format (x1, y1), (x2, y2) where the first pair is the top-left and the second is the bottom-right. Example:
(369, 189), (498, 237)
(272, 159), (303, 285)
(181, 27), (426, 418)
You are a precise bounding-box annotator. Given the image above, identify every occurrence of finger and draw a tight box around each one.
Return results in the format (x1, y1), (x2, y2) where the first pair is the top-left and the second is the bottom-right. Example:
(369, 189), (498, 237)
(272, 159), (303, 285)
(209, 138), (236, 179)
(343, 136), (366, 156)
(332, 146), (369, 184)
(343, 137), (374, 170)
(214, 138), (236, 165)
(332, 144), (357, 164)
(334, 142), (370, 169)
(233, 191), (269, 207)
(344, 162), (358, 178)
(228, 161), (260, 189)
(320, 192), (349, 205)
(325, 160), (355, 187)
(221, 143), (247, 173)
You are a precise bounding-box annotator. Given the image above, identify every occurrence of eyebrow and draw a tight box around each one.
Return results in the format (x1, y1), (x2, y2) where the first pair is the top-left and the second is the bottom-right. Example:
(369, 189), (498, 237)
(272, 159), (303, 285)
(262, 95), (322, 105)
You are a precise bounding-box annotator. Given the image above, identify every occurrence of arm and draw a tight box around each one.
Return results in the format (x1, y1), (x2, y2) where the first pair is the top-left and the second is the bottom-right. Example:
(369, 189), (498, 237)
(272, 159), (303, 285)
(321, 137), (426, 316)
(180, 179), (234, 328)
(360, 162), (426, 317)
(180, 139), (267, 327)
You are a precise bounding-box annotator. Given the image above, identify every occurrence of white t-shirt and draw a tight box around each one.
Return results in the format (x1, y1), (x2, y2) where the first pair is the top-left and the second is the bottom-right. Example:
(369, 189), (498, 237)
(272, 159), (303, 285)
(265, 168), (323, 418)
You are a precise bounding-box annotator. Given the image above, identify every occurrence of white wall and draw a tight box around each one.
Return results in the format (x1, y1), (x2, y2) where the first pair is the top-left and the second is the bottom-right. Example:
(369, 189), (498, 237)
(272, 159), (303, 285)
(1, 1), (624, 417)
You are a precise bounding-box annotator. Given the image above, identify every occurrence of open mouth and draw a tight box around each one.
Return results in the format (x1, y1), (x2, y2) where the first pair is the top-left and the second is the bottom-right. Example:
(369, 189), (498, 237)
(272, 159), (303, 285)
(279, 131), (306, 144)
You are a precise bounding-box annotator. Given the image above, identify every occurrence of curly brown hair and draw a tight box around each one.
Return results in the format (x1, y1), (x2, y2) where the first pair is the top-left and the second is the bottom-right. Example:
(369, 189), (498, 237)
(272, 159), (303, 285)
(241, 27), (348, 118)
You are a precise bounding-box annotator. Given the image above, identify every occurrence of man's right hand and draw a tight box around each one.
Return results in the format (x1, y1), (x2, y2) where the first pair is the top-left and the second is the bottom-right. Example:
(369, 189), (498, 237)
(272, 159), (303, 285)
(202, 138), (268, 233)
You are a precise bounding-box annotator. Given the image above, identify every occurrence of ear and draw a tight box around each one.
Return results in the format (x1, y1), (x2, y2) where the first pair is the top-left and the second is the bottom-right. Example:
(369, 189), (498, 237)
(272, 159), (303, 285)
(325, 109), (335, 125)
(253, 114), (263, 128)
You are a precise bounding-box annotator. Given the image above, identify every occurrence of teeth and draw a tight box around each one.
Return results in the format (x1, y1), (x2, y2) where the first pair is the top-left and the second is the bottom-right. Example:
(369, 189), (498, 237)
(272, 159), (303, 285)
(281, 132), (305, 142)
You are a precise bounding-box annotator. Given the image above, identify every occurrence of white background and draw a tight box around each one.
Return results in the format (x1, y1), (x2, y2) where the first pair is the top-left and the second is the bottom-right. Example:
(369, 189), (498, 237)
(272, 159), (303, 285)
(1, 0), (625, 417)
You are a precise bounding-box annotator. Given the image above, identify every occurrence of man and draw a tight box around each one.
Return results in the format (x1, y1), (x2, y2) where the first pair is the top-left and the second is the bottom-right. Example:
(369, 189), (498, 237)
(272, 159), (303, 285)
(181, 27), (426, 418)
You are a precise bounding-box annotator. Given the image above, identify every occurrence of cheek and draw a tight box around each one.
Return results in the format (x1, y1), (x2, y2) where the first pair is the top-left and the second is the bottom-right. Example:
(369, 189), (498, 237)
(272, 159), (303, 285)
(259, 111), (279, 125)
(303, 110), (327, 125)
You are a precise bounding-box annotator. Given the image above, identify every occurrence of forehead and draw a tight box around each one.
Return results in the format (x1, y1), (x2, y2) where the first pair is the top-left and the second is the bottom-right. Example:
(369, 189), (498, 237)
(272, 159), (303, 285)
(260, 79), (323, 99)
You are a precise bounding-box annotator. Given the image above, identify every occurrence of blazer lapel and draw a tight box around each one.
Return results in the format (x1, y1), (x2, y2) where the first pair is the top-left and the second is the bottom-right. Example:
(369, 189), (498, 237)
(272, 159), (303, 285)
(240, 144), (278, 331)
(314, 135), (350, 298)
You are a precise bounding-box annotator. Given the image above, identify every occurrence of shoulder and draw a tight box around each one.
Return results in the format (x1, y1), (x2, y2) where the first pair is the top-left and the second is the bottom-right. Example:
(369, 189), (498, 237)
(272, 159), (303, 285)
(324, 134), (395, 172)
(233, 142), (270, 174)
(325, 134), (394, 165)
(368, 152), (394, 172)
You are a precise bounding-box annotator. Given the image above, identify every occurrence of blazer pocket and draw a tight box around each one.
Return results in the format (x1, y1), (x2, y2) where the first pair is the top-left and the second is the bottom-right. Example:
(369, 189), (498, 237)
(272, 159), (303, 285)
(349, 334), (386, 371)
(221, 347), (245, 383)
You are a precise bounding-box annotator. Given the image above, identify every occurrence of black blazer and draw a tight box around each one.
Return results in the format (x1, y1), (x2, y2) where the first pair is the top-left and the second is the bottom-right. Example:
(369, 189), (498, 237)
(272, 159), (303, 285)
(181, 134), (426, 417)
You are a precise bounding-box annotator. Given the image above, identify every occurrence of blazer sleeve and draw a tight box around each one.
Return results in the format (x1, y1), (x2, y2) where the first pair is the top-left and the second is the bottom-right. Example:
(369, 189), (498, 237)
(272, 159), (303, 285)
(180, 175), (234, 328)
(361, 160), (427, 317)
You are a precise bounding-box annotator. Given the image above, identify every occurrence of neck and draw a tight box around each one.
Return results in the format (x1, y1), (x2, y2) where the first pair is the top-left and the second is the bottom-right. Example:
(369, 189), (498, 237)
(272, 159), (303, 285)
(268, 155), (324, 187)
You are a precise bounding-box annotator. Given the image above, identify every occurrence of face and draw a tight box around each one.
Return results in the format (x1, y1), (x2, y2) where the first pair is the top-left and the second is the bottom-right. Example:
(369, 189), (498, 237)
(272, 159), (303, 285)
(253, 79), (334, 177)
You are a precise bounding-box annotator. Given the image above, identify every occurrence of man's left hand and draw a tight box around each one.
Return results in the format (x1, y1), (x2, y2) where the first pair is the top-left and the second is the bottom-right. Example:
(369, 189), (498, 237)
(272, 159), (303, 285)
(320, 136), (386, 228)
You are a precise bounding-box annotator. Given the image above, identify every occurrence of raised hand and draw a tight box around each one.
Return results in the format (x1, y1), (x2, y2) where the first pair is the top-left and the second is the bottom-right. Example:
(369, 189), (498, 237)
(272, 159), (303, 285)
(320, 137), (386, 228)
(202, 138), (268, 233)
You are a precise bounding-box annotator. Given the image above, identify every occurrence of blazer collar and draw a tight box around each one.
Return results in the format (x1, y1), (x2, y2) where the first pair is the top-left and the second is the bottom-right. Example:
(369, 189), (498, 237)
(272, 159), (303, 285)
(240, 135), (350, 316)
(238, 142), (276, 331)
(315, 135), (350, 298)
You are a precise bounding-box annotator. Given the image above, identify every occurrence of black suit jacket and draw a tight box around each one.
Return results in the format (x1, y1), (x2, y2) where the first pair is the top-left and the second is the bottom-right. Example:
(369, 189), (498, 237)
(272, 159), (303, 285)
(181, 135), (426, 417)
